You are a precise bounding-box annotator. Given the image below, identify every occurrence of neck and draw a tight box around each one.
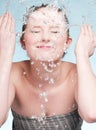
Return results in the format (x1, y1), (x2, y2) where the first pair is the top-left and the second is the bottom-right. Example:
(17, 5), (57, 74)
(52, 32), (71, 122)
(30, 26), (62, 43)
(24, 59), (62, 88)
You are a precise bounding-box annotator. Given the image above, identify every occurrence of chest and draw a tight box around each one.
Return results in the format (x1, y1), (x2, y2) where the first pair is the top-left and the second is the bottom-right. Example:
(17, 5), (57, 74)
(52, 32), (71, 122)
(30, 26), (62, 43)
(12, 81), (76, 117)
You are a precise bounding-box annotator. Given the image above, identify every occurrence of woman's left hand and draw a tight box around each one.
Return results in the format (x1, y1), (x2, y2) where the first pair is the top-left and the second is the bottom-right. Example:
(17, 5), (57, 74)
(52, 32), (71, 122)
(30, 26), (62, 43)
(75, 24), (96, 57)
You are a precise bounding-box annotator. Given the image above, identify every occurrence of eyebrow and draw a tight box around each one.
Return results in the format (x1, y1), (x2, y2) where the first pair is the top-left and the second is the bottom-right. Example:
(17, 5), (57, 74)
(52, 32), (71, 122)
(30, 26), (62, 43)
(32, 26), (41, 28)
(31, 25), (60, 29)
(50, 26), (60, 28)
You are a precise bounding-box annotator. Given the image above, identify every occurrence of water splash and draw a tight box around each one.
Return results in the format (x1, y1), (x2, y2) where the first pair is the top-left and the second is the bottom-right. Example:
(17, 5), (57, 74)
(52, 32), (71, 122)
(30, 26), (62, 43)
(87, 0), (96, 30)
(5, 0), (12, 12)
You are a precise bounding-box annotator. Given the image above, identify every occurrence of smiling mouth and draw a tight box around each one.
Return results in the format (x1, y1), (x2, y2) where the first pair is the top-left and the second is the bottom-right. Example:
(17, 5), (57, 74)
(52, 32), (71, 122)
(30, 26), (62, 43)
(36, 46), (53, 49)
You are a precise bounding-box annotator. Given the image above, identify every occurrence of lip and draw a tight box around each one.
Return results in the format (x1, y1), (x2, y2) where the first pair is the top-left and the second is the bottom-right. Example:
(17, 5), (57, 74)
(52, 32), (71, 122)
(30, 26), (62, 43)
(36, 46), (52, 49)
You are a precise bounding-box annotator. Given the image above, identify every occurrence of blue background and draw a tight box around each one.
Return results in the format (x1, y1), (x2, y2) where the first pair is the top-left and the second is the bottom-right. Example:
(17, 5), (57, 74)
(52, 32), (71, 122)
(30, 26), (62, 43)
(0, 0), (96, 129)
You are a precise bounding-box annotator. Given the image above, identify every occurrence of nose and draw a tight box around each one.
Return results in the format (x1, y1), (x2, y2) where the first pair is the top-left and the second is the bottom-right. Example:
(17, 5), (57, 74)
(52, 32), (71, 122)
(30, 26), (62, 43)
(42, 31), (50, 43)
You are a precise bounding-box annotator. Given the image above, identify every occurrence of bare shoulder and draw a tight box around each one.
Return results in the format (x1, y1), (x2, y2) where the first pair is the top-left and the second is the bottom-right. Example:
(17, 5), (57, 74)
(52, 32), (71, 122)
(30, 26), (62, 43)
(62, 61), (77, 74)
(62, 62), (78, 98)
(66, 62), (77, 82)
(10, 60), (30, 83)
(9, 60), (30, 102)
(62, 61), (78, 86)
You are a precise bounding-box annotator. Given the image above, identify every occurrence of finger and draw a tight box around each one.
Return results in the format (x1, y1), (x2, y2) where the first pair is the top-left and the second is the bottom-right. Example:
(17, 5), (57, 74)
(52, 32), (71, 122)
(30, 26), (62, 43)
(93, 32), (96, 47)
(80, 24), (85, 34)
(0, 16), (3, 27)
(87, 25), (94, 38)
(80, 24), (89, 35)
(6, 12), (14, 32)
(83, 24), (89, 35)
(10, 13), (15, 33)
(1, 12), (9, 29)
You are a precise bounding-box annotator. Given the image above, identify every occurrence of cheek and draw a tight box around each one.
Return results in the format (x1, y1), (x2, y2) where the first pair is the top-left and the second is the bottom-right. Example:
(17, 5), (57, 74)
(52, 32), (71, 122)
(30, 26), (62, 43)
(55, 37), (66, 47)
(55, 38), (67, 54)
(24, 34), (35, 46)
(24, 33), (42, 45)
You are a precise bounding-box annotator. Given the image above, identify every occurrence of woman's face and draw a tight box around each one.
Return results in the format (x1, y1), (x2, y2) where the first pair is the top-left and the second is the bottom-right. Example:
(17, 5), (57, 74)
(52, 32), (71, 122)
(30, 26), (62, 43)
(23, 6), (71, 61)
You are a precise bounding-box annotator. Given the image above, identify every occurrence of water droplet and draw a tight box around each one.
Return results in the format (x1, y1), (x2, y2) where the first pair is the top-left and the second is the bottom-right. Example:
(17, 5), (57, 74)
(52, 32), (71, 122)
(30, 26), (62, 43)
(31, 61), (34, 65)
(49, 78), (55, 84)
(16, 32), (21, 37)
(40, 104), (45, 109)
(38, 84), (43, 88)
(23, 71), (26, 75)
(65, 124), (68, 128)
(55, 124), (59, 128)
(45, 98), (48, 102)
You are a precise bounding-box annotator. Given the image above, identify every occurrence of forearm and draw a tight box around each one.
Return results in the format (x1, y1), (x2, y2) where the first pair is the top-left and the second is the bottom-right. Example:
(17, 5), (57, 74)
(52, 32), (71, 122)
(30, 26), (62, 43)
(0, 54), (13, 124)
(76, 53), (96, 122)
(0, 12), (16, 126)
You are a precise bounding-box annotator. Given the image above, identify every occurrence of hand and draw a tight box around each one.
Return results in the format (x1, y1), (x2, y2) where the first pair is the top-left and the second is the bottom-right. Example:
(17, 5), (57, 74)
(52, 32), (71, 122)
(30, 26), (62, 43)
(75, 24), (96, 57)
(0, 12), (16, 56)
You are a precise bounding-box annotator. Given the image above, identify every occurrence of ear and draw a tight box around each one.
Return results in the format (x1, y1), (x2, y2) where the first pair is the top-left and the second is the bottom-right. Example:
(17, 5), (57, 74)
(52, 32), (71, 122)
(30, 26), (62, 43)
(20, 36), (26, 50)
(66, 37), (72, 48)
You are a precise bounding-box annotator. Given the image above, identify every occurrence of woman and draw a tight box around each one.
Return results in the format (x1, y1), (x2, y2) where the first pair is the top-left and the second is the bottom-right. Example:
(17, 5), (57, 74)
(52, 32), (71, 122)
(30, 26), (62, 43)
(0, 3), (96, 130)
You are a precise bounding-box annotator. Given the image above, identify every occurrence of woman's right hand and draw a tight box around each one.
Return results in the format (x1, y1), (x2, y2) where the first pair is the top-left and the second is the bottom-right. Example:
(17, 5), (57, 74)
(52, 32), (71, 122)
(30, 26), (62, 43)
(0, 12), (16, 57)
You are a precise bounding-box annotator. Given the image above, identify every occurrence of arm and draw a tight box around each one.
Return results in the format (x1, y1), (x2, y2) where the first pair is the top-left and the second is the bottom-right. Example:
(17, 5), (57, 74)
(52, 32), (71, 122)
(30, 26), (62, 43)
(0, 12), (16, 126)
(75, 25), (96, 122)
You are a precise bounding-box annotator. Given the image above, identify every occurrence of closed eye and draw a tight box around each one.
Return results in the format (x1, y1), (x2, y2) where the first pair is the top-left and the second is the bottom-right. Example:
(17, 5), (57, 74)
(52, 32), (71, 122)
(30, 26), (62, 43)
(51, 31), (59, 33)
(31, 31), (40, 33)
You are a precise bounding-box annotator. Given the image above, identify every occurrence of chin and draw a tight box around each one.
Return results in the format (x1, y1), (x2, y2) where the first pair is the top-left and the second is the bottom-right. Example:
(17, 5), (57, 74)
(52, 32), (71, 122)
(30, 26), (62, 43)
(34, 57), (61, 62)
(29, 52), (62, 62)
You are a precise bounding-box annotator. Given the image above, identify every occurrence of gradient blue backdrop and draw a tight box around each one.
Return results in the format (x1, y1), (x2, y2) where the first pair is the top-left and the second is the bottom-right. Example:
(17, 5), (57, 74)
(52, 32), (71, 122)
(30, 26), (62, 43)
(0, 0), (96, 129)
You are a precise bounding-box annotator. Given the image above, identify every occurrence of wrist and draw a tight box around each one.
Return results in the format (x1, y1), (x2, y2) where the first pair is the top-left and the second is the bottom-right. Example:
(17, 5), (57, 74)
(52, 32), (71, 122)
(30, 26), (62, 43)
(75, 51), (89, 63)
(0, 52), (13, 61)
(75, 48), (89, 58)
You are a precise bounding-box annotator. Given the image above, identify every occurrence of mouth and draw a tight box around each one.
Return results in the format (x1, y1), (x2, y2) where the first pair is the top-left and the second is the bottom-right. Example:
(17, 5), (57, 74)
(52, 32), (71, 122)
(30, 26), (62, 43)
(36, 42), (55, 50)
(36, 46), (52, 49)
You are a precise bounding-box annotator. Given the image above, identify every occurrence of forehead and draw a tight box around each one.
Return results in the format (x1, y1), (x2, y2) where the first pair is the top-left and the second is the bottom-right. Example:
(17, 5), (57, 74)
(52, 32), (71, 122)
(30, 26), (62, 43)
(27, 7), (66, 26)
